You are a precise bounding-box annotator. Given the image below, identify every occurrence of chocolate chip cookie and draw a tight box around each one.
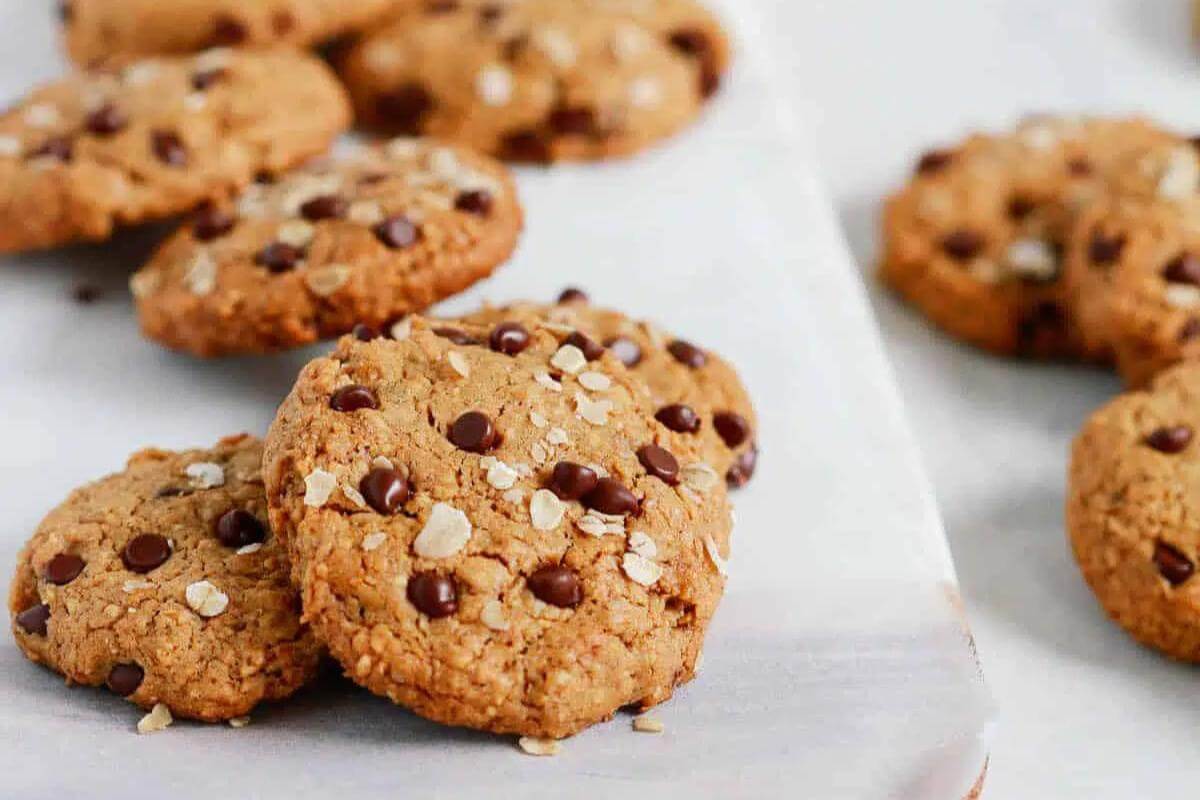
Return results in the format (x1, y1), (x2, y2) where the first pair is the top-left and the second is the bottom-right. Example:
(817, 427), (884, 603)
(338, 0), (729, 162)
(60, 0), (396, 65)
(131, 138), (521, 356)
(9, 435), (320, 722)
(263, 315), (732, 738)
(881, 116), (1176, 359)
(456, 293), (758, 488)
(0, 48), (350, 253)
(1067, 362), (1200, 661)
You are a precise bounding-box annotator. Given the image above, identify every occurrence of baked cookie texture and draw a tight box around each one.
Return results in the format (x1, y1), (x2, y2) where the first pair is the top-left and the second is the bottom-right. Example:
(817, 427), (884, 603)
(60, 0), (397, 65)
(263, 315), (732, 738)
(131, 138), (522, 356)
(455, 294), (758, 488)
(0, 48), (350, 253)
(338, 0), (730, 162)
(8, 435), (320, 722)
(1068, 362), (1200, 661)
(881, 116), (1178, 360)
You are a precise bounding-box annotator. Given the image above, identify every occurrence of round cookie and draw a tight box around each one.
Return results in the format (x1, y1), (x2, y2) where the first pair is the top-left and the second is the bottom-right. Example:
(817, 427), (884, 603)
(1068, 362), (1200, 661)
(263, 315), (732, 738)
(0, 48), (350, 253)
(455, 293), (758, 488)
(880, 116), (1176, 359)
(8, 434), (320, 722)
(131, 138), (522, 356)
(338, 0), (730, 162)
(59, 0), (397, 65)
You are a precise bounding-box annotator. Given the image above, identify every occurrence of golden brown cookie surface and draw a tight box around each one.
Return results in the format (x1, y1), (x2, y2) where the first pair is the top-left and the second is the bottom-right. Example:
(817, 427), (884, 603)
(9, 435), (320, 722)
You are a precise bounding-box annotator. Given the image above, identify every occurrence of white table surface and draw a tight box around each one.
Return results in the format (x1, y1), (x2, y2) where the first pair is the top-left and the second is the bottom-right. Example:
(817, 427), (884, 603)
(769, 0), (1200, 796)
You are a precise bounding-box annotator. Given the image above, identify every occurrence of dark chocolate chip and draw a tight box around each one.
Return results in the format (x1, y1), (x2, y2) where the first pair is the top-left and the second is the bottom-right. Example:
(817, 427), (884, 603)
(726, 443), (758, 488)
(668, 28), (710, 56)
(548, 106), (596, 135)
(566, 331), (603, 361)
(407, 572), (458, 617)
(916, 150), (953, 174)
(373, 215), (419, 249)
(656, 404), (700, 433)
(192, 203), (235, 241)
(941, 229), (984, 261)
(360, 467), (411, 514)
(272, 9), (295, 34)
(1163, 253), (1200, 286)
(667, 339), (707, 368)
(191, 68), (227, 91)
(85, 103), (127, 135)
(1181, 318), (1200, 342)
(1016, 301), (1066, 353)
(375, 84), (433, 134)
(557, 287), (588, 304)
(527, 564), (582, 608)
(605, 336), (642, 367)
(255, 242), (303, 273)
(121, 534), (171, 573)
(300, 194), (347, 221)
(638, 445), (679, 485)
(30, 136), (73, 162)
(489, 322), (530, 355)
(548, 462), (598, 501)
(106, 663), (144, 696)
(1067, 157), (1092, 176)
(1154, 541), (1194, 586)
(449, 411), (497, 453)
(15, 603), (50, 635)
(500, 129), (550, 163)
(454, 190), (493, 216)
(210, 14), (247, 45)
(1145, 425), (1193, 454)
(583, 477), (638, 515)
(215, 509), (266, 548)
(713, 411), (751, 448)
(44, 553), (85, 585)
(150, 130), (187, 167)
(1006, 195), (1036, 221)
(1088, 231), (1126, 265)
(352, 323), (380, 341)
(331, 384), (380, 412)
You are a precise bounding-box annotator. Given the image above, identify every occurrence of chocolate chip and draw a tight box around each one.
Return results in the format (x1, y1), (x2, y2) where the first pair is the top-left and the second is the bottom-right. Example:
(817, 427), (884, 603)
(449, 411), (498, 453)
(353, 325), (382, 343)
(272, 9), (295, 34)
(192, 203), (235, 241)
(584, 477), (638, 515)
(191, 68), (226, 91)
(667, 339), (707, 368)
(85, 103), (127, 135)
(211, 14), (247, 45)
(699, 66), (721, 98)
(121, 534), (171, 573)
(256, 242), (303, 273)
(1181, 318), (1200, 342)
(726, 443), (758, 488)
(44, 553), (85, 585)
(547, 462), (598, 501)
(489, 322), (530, 355)
(1067, 157), (1092, 176)
(638, 445), (679, 485)
(548, 106), (596, 135)
(1145, 425), (1193, 454)
(1088, 231), (1126, 265)
(478, 4), (504, 24)
(1163, 253), (1200, 286)
(30, 136), (72, 162)
(15, 603), (50, 635)
(432, 327), (479, 345)
(941, 229), (984, 261)
(375, 84), (433, 134)
(605, 336), (642, 367)
(713, 411), (751, 448)
(501, 129), (550, 163)
(373, 215), (419, 249)
(330, 384), (380, 412)
(566, 331), (603, 361)
(73, 283), (100, 304)
(1154, 541), (1194, 586)
(527, 564), (582, 608)
(1016, 301), (1066, 353)
(1006, 195), (1036, 220)
(106, 663), (144, 696)
(557, 287), (588, 304)
(454, 190), (493, 216)
(407, 572), (458, 617)
(668, 28), (710, 56)
(916, 150), (953, 174)
(360, 467), (411, 514)
(656, 404), (700, 433)
(214, 509), (266, 548)
(300, 194), (347, 221)
(150, 130), (187, 167)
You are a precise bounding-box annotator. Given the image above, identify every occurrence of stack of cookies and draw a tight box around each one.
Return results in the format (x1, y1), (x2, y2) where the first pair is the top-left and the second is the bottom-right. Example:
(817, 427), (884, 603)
(6, 1), (759, 748)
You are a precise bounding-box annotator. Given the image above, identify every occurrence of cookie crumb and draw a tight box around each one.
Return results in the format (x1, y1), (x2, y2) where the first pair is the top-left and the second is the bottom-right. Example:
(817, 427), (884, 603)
(632, 715), (664, 734)
(136, 703), (174, 734)
(517, 736), (561, 757)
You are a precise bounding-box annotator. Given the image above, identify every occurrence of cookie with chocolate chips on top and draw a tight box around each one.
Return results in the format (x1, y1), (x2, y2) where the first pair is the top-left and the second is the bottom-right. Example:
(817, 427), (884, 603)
(1068, 362), (1200, 661)
(263, 315), (732, 738)
(131, 138), (522, 356)
(0, 48), (350, 253)
(59, 0), (397, 65)
(8, 435), (320, 722)
(457, 293), (759, 488)
(881, 116), (1177, 359)
(338, 0), (730, 162)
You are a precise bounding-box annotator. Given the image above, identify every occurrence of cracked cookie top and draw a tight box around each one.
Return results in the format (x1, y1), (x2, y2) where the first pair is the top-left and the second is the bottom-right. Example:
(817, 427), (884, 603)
(263, 315), (732, 738)
(8, 434), (320, 722)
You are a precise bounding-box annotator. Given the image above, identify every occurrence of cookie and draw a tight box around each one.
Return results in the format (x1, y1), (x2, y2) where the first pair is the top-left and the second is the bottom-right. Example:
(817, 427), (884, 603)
(131, 138), (522, 356)
(338, 0), (730, 162)
(455, 293), (758, 488)
(8, 434), (320, 722)
(59, 0), (396, 65)
(881, 116), (1176, 359)
(262, 315), (732, 738)
(0, 48), (350, 253)
(1066, 362), (1200, 661)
